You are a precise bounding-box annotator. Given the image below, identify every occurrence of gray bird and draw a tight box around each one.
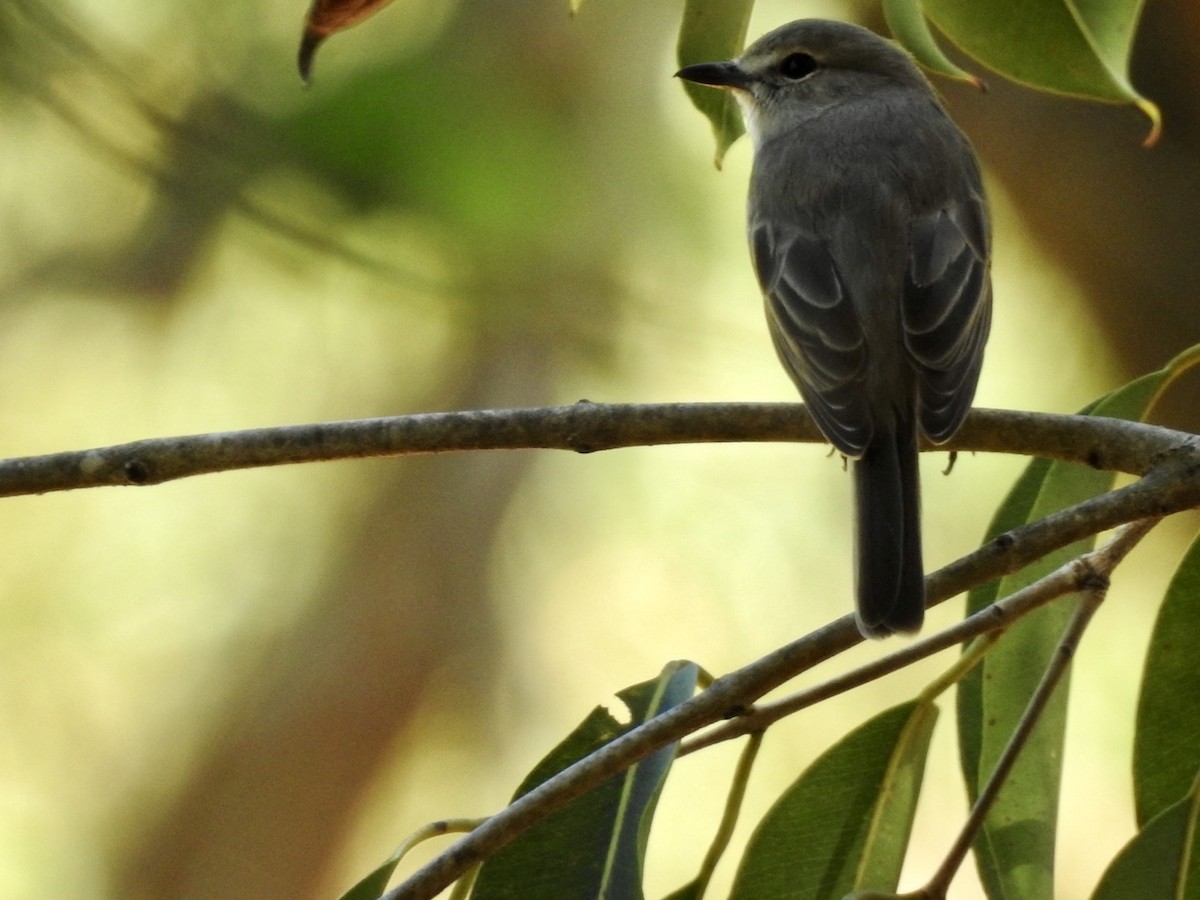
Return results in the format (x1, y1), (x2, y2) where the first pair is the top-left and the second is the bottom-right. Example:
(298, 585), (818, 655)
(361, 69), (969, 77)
(678, 19), (991, 637)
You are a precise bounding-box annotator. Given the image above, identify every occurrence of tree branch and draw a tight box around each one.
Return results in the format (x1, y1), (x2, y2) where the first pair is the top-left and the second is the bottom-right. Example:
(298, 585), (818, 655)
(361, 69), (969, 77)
(379, 439), (1200, 900)
(0, 403), (1190, 498)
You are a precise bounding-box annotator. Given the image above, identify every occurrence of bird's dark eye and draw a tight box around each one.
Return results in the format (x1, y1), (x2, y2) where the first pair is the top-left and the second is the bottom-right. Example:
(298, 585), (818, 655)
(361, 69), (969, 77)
(778, 52), (817, 80)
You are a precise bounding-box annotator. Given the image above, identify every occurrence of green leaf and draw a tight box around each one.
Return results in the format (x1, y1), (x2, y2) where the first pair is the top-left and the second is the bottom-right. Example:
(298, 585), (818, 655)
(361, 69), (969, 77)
(957, 364), (1176, 900)
(1091, 780), (1200, 900)
(882, 0), (981, 86)
(470, 661), (699, 899)
(729, 701), (937, 899)
(1134, 532), (1200, 827)
(921, 0), (1160, 143)
(675, 0), (753, 167)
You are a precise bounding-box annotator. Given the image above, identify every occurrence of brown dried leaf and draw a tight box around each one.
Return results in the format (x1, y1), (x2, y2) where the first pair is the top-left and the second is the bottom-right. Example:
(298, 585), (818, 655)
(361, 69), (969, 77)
(298, 0), (397, 83)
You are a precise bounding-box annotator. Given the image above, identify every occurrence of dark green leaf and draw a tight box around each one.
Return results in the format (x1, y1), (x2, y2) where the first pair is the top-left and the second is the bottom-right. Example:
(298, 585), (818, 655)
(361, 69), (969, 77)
(660, 883), (701, 900)
(1091, 782), (1200, 899)
(729, 701), (937, 899)
(1134, 532), (1200, 826)
(470, 662), (699, 899)
(676, 0), (753, 167)
(336, 856), (404, 900)
(957, 367), (1172, 900)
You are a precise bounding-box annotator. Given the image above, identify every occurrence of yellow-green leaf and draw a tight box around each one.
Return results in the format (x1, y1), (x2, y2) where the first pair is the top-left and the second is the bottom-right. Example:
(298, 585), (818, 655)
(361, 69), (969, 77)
(675, 0), (753, 168)
(922, 0), (1160, 143)
(882, 0), (981, 86)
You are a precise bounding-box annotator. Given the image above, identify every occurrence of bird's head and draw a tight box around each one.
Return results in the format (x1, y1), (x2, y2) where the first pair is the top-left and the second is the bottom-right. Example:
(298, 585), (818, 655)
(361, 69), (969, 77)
(676, 19), (929, 147)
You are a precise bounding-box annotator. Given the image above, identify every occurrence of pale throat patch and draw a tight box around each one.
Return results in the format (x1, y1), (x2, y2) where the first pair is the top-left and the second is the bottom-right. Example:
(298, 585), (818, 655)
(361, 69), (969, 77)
(733, 91), (766, 150)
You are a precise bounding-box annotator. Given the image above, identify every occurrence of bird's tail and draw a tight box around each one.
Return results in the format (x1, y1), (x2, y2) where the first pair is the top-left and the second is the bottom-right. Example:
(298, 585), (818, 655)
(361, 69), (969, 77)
(852, 425), (924, 638)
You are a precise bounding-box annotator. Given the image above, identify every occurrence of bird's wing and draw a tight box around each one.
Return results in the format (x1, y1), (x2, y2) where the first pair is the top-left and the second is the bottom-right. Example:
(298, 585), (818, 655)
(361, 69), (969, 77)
(903, 189), (992, 443)
(751, 222), (872, 457)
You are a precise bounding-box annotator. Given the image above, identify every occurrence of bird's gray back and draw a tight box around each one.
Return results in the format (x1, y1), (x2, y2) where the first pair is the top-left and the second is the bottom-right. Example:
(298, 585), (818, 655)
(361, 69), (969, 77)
(747, 82), (990, 453)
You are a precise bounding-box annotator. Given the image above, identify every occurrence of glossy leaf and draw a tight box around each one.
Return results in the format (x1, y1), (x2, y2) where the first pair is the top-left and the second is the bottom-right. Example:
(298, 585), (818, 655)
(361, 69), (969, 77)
(1091, 783), (1200, 900)
(729, 701), (937, 899)
(1134, 532), (1200, 826)
(675, 0), (753, 168)
(922, 0), (1160, 143)
(469, 661), (699, 899)
(958, 366), (1172, 900)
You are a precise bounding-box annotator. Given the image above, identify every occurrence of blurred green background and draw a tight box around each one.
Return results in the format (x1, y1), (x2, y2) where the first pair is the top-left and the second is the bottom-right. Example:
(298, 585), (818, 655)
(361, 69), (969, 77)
(1, 0), (1198, 898)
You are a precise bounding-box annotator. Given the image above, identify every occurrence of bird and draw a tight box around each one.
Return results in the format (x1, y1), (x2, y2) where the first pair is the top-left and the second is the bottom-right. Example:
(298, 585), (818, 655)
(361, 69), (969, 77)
(677, 19), (991, 637)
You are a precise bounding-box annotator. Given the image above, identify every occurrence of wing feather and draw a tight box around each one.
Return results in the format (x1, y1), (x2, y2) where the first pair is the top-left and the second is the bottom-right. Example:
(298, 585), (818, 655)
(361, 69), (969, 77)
(903, 191), (991, 443)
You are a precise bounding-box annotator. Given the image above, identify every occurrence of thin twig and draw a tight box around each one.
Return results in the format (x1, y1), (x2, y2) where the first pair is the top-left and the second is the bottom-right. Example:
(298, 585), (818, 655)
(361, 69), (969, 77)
(676, 731), (763, 898)
(684, 516), (1161, 753)
(921, 518), (1159, 898)
(684, 603), (1012, 753)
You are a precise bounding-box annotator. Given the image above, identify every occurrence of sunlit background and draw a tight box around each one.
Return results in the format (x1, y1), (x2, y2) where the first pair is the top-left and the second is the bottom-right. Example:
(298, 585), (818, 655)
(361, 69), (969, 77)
(2, 0), (1199, 898)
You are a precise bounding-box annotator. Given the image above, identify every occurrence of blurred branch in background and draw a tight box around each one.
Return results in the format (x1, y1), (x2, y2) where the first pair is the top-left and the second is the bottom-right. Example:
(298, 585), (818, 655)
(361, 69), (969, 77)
(113, 339), (536, 900)
(0, 0), (437, 300)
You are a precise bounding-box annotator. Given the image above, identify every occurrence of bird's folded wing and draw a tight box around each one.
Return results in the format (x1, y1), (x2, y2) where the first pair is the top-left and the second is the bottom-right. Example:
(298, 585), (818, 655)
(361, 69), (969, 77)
(751, 223), (872, 457)
(903, 192), (992, 443)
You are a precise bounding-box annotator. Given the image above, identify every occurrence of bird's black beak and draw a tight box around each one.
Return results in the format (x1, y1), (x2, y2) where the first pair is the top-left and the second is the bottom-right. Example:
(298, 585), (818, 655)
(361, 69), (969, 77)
(675, 61), (752, 91)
